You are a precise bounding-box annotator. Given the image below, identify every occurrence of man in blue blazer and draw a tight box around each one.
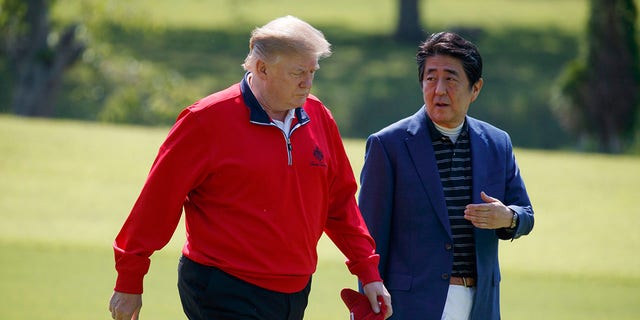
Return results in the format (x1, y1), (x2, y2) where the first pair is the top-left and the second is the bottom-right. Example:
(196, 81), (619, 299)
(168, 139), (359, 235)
(358, 32), (534, 320)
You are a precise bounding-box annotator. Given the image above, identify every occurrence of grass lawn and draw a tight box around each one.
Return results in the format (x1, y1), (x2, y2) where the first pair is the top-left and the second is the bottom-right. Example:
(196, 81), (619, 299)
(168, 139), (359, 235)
(53, 0), (591, 32)
(2, 1), (640, 318)
(1, 115), (639, 319)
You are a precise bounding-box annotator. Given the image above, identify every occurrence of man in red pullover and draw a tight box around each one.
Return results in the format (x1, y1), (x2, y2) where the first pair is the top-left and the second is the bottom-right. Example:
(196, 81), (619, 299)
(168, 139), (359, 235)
(108, 15), (392, 320)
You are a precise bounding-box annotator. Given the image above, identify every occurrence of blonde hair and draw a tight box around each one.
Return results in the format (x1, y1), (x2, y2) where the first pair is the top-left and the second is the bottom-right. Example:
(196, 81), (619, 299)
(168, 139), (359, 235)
(242, 16), (332, 72)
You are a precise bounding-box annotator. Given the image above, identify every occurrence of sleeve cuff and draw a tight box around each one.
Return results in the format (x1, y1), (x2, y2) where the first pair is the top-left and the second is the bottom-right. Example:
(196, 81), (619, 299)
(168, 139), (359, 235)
(114, 272), (145, 294)
(347, 254), (383, 285)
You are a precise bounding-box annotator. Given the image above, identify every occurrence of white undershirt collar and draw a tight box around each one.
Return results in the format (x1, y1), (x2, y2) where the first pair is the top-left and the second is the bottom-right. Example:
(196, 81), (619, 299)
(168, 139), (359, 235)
(272, 109), (296, 137)
(434, 121), (464, 143)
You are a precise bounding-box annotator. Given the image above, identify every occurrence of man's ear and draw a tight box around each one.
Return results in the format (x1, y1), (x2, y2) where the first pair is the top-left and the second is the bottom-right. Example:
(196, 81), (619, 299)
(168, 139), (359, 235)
(470, 78), (483, 103)
(255, 60), (268, 79)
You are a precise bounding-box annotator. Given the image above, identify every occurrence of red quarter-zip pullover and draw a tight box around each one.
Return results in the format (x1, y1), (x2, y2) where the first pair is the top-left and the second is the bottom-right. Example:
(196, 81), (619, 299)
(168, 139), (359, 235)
(113, 75), (381, 294)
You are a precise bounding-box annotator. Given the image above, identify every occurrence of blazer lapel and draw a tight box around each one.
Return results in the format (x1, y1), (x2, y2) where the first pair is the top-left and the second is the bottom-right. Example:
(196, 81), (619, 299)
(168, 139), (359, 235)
(468, 117), (489, 204)
(404, 108), (452, 237)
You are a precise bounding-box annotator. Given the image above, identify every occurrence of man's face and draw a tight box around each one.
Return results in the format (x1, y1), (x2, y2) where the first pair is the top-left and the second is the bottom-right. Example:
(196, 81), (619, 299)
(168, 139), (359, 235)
(260, 53), (319, 113)
(421, 54), (482, 128)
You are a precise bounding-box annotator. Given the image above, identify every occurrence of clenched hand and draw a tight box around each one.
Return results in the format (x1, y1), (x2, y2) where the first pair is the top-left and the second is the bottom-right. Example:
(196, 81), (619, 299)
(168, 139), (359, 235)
(109, 291), (142, 320)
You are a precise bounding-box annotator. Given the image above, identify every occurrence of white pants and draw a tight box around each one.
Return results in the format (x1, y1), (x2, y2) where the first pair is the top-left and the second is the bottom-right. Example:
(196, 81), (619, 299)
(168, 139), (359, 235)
(441, 285), (476, 320)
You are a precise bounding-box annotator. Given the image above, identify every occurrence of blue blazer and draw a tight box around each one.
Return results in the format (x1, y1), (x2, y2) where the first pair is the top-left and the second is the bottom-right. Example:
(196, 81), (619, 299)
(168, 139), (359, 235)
(358, 108), (534, 320)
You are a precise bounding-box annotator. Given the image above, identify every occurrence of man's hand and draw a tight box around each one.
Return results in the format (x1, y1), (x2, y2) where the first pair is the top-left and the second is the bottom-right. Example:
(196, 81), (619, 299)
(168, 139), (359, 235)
(109, 291), (142, 320)
(362, 281), (393, 319)
(464, 191), (514, 229)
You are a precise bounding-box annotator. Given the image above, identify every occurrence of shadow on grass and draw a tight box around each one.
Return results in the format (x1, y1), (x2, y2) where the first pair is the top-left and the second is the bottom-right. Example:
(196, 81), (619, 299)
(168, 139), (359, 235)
(59, 23), (579, 148)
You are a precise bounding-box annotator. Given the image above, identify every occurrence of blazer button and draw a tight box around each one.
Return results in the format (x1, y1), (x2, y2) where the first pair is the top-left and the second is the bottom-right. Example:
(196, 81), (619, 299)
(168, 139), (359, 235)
(445, 243), (453, 251)
(441, 273), (450, 280)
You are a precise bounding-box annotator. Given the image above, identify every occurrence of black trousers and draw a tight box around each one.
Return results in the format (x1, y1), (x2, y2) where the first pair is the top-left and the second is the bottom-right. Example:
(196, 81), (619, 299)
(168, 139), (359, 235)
(177, 256), (312, 320)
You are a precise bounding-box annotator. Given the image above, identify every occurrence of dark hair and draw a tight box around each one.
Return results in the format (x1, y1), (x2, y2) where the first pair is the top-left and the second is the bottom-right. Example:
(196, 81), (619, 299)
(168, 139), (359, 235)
(416, 32), (482, 88)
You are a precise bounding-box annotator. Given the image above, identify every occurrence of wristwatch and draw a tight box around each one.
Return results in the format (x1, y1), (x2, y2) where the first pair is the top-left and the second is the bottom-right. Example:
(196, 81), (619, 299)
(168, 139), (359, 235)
(509, 211), (518, 229)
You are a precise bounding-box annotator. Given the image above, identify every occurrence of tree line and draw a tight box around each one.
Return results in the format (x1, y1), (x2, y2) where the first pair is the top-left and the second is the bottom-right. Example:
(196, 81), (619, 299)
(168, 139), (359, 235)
(1, 0), (638, 153)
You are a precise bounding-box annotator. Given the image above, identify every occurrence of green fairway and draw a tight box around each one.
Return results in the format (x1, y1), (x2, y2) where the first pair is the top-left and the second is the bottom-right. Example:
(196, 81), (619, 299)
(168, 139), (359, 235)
(1, 115), (639, 319)
(3, 1), (640, 318)
(52, 0), (590, 32)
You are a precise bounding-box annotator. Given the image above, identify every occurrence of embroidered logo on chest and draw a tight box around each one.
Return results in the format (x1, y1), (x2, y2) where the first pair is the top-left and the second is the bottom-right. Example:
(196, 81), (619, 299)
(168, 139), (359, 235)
(310, 145), (327, 167)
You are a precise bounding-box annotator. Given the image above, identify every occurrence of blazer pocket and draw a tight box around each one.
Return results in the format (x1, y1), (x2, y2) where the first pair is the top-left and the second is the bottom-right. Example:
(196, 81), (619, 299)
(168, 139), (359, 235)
(386, 273), (412, 291)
